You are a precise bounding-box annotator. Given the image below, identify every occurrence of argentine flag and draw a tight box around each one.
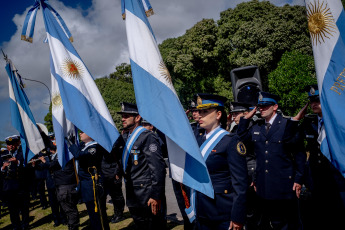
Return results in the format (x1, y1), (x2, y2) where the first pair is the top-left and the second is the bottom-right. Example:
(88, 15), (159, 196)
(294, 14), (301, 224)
(21, 0), (120, 158)
(305, 0), (345, 177)
(122, 0), (214, 198)
(50, 56), (78, 168)
(5, 59), (45, 163)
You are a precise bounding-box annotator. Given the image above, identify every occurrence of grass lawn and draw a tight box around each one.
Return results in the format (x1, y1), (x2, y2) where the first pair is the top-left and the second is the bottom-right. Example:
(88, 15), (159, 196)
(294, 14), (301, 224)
(0, 199), (183, 230)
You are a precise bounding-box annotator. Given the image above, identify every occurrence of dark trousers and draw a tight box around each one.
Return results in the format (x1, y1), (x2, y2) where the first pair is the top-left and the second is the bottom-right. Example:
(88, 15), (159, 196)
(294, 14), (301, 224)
(171, 179), (195, 230)
(245, 185), (259, 230)
(84, 196), (109, 230)
(258, 198), (299, 230)
(300, 191), (345, 230)
(3, 189), (30, 230)
(47, 187), (66, 224)
(56, 184), (79, 228)
(196, 219), (230, 230)
(129, 206), (167, 230)
(103, 178), (125, 216)
(37, 178), (48, 207)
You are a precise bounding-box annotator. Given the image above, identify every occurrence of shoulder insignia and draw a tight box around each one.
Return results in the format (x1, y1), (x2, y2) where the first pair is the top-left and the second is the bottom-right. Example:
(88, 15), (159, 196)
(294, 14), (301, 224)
(88, 148), (96, 155)
(236, 142), (246, 155)
(149, 144), (158, 152)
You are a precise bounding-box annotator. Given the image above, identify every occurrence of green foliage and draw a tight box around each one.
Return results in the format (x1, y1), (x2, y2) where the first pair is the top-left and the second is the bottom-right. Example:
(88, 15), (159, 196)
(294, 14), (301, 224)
(0, 141), (6, 148)
(160, 19), (220, 107)
(159, 0), (313, 108)
(268, 50), (316, 116)
(44, 103), (53, 133)
(109, 63), (133, 83)
(95, 77), (135, 129)
(216, 0), (312, 88)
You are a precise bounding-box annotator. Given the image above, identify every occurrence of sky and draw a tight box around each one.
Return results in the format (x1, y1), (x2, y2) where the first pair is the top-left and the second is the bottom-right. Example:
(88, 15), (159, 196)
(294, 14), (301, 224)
(0, 0), (305, 141)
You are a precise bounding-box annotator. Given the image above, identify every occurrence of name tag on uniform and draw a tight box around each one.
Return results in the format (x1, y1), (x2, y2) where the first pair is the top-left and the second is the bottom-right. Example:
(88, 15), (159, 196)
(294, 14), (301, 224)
(254, 132), (260, 135)
(306, 135), (314, 138)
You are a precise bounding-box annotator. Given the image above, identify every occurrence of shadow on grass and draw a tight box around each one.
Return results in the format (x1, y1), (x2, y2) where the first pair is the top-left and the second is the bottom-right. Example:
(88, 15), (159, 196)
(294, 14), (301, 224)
(29, 214), (53, 229)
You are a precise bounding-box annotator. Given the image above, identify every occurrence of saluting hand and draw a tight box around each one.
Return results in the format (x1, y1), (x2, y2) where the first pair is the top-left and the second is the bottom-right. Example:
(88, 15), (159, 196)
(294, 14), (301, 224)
(293, 102), (309, 121)
(147, 198), (161, 215)
(293, 183), (302, 198)
(244, 107), (257, 120)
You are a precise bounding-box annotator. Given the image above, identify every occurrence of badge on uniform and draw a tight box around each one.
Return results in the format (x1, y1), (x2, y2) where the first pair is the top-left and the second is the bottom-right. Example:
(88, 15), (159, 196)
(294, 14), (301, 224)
(254, 132), (260, 135)
(149, 144), (157, 152)
(131, 150), (140, 165)
(88, 148), (96, 155)
(236, 142), (246, 155)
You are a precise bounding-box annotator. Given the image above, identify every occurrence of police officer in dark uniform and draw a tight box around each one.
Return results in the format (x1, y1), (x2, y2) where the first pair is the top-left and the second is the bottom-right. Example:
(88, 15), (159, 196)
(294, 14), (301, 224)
(238, 92), (306, 230)
(102, 136), (125, 224)
(229, 102), (258, 230)
(49, 147), (79, 230)
(294, 84), (345, 229)
(192, 94), (248, 230)
(0, 135), (30, 230)
(117, 102), (166, 230)
(68, 131), (110, 230)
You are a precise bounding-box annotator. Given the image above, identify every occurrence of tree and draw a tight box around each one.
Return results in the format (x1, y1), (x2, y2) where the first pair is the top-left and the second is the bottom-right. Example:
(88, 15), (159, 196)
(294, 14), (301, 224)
(95, 77), (135, 129)
(159, 0), (313, 107)
(44, 103), (53, 132)
(160, 19), (222, 107)
(268, 50), (316, 116)
(109, 63), (133, 83)
(216, 0), (312, 88)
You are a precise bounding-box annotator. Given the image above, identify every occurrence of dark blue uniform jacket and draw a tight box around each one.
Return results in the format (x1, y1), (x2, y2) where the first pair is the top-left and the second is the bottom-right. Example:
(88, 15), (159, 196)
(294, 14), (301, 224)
(122, 130), (166, 208)
(195, 132), (248, 224)
(238, 114), (306, 200)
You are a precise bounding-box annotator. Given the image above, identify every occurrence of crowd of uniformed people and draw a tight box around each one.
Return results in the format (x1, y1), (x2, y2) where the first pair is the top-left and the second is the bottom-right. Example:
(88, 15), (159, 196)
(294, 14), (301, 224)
(1, 84), (345, 230)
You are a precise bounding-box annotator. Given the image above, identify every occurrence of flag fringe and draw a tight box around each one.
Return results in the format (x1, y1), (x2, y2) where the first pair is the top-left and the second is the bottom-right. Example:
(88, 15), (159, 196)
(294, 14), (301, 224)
(145, 8), (154, 17)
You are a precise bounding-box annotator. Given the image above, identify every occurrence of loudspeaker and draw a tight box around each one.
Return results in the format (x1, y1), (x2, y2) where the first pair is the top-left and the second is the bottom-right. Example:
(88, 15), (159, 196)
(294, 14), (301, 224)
(230, 66), (262, 105)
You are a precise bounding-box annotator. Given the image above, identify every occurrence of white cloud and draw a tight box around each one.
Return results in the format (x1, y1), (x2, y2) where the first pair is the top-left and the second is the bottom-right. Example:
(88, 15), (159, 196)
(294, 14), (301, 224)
(0, 0), (305, 140)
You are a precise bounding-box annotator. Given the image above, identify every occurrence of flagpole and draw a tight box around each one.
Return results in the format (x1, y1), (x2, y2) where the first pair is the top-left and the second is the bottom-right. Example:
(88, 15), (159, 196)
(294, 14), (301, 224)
(21, 77), (52, 104)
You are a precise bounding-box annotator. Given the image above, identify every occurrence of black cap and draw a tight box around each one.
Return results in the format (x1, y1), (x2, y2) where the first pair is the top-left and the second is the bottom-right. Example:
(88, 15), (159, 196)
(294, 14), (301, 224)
(195, 93), (227, 110)
(5, 135), (20, 145)
(305, 84), (319, 102)
(257, 92), (280, 106)
(1, 148), (9, 155)
(117, 102), (139, 115)
(230, 102), (251, 113)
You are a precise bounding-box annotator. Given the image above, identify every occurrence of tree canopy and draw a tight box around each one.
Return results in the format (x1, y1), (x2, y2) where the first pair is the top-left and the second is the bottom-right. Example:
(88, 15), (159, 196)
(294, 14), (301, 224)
(159, 0), (313, 111)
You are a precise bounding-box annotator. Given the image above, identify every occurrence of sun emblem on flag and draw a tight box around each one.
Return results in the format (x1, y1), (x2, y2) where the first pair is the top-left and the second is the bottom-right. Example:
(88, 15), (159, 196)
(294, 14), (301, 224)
(159, 61), (172, 85)
(307, 1), (336, 45)
(61, 58), (84, 79)
(52, 93), (63, 109)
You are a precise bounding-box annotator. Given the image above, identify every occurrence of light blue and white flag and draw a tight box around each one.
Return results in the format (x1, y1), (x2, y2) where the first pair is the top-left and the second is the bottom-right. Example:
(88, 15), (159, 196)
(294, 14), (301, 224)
(50, 56), (78, 168)
(22, 0), (73, 43)
(305, 0), (345, 177)
(5, 59), (45, 163)
(122, 0), (214, 198)
(22, 0), (120, 160)
(21, 0), (40, 43)
(122, 0), (154, 19)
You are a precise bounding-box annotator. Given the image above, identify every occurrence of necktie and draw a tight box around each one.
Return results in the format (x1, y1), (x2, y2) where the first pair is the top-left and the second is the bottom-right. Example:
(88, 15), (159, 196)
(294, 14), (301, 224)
(319, 118), (324, 134)
(265, 123), (271, 133)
